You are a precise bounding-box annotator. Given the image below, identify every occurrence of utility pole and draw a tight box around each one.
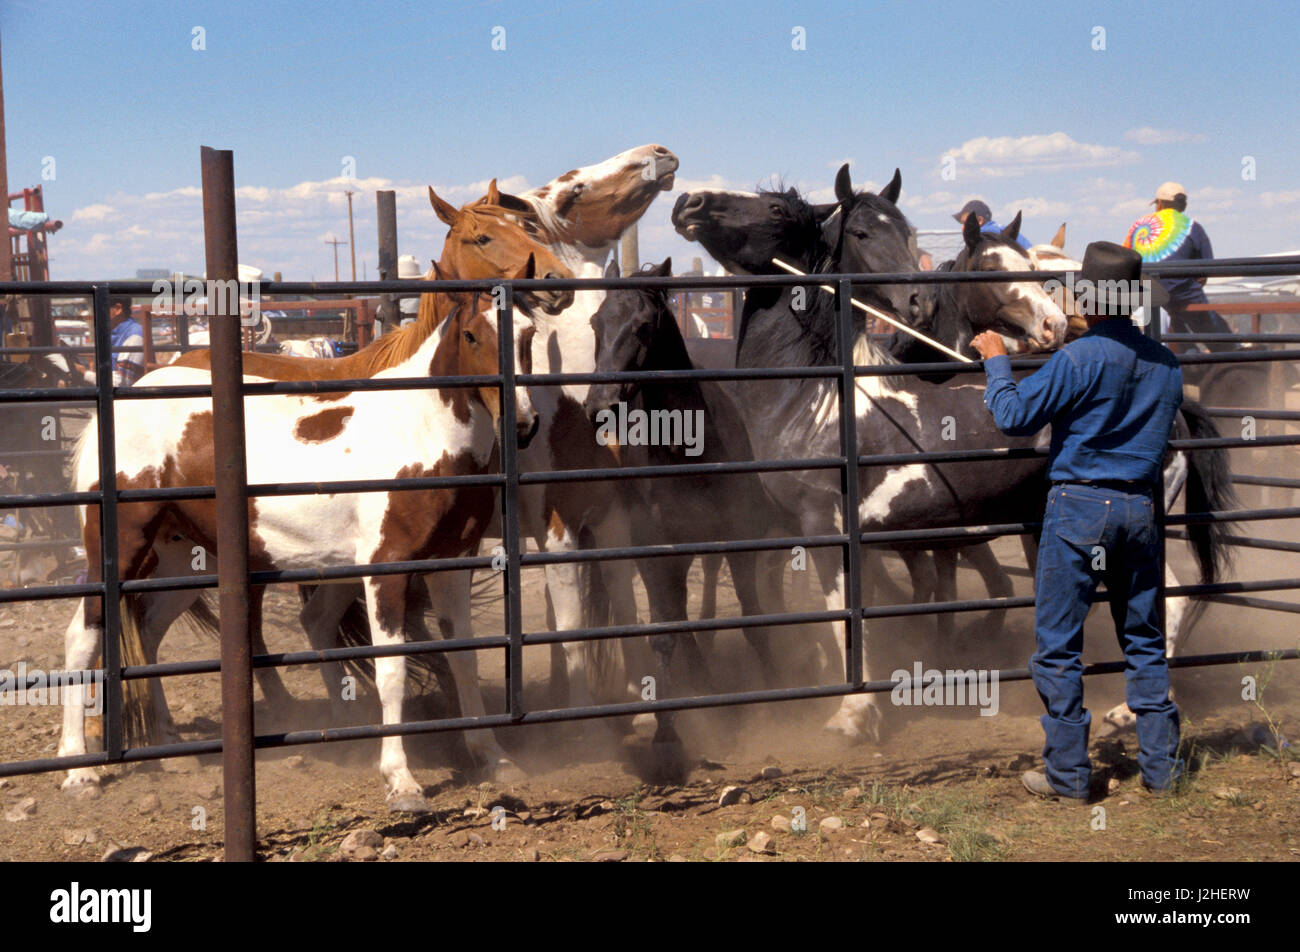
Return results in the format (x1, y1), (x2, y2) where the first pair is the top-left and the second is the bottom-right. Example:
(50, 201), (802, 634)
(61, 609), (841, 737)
(325, 236), (345, 281)
(345, 190), (357, 281)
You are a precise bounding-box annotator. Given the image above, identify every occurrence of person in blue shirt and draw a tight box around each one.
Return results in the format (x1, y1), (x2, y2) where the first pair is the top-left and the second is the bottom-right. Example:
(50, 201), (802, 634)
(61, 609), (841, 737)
(69, 296), (144, 387)
(972, 241), (1186, 802)
(953, 199), (1032, 251)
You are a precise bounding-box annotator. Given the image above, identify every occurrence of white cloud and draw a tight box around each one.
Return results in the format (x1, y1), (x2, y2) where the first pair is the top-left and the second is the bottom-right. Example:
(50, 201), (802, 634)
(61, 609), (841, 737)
(1259, 189), (1300, 207)
(1124, 127), (1208, 145)
(899, 190), (964, 216)
(70, 203), (116, 223)
(46, 173), (544, 280)
(943, 132), (1139, 178)
(1003, 196), (1072, 220)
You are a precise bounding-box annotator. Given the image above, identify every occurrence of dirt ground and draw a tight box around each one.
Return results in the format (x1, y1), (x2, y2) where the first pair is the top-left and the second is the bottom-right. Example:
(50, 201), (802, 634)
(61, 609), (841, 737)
(2, 505), (1298, 863)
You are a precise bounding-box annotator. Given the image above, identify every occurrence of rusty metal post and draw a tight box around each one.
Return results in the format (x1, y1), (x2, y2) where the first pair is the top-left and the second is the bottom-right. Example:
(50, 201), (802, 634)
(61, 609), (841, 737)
(200, 146), (256, 862)
(376, 190), (397, 337)
(140, 303), (155, 367)
(0, 32), (12, 285)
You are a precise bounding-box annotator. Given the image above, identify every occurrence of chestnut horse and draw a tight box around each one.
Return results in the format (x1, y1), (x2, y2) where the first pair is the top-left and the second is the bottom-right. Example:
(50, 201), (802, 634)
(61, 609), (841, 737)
(60, 295), (539, 812)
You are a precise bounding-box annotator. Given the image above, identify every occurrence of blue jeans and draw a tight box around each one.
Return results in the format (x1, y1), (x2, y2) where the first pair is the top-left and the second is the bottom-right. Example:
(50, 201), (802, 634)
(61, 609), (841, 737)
(1031, 483), (1185, 797)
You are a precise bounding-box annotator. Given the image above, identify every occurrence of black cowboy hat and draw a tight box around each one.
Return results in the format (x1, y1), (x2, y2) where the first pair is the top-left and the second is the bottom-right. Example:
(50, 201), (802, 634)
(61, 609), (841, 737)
(1079, 240), (1168, 318)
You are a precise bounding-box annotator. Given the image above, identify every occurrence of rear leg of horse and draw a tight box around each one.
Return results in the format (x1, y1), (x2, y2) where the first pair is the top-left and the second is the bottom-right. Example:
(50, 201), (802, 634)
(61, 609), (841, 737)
(632, 558), (691, 784)
(58, 598), (108, 794)
(958, 541), (1013, 639)
(1103, 564), (1190, 732)
(59, 504), (163, 793)
(298, 582), (363, 723)
(246, 585), (294, 710)
(862, 547), (908, 606)
(932, 549), (959, 640)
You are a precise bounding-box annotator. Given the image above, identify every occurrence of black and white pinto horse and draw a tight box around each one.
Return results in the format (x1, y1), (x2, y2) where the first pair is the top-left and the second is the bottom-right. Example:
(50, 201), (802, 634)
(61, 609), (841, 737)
(672, 169), (1233, 742)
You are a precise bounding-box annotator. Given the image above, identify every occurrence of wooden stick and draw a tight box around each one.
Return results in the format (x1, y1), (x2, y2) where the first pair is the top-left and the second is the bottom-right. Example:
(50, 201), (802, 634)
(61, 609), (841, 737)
(771, 257), (973, 363)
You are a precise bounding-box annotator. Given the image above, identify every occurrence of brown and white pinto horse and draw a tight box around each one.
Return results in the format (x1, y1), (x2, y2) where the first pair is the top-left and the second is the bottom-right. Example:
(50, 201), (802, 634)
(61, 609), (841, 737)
(60, 295), (537, 811)
(109, 190), (570, 741)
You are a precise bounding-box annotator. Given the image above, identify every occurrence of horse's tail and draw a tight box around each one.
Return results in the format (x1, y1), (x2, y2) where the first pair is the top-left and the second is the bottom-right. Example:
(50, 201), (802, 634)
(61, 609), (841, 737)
(118, 590), (223, 747)
(118, 594), (156, 749)
(1178, 399), (1238, 588)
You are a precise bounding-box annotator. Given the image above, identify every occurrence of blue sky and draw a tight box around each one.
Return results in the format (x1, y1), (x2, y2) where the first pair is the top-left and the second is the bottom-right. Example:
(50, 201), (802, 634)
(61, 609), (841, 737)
(4, 0), (1297, 279)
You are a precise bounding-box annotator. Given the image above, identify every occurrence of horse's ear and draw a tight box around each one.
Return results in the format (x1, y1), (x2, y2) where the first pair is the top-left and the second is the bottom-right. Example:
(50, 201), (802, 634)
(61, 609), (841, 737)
(438, 302), (461, 336)
(605, 257), (620, 279)
(485, 179), (501, 205)
(880, 168), (902, 205)
(834, 163), (853, 204)
(963, 210), (983, 251)
(653, 257), (672, 277)
(428, 187), (459, 226)
(1051, 222), (1066, 249)
(811, 202), (838, 223)
(493, 190), (535, 215)
(1001, 211), (1022, 243)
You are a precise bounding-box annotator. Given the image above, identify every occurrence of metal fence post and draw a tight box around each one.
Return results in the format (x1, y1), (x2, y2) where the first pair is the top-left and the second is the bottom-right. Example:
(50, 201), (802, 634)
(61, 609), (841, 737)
(496, 282), (524, 718)
(200, 146), (256, 862)
(837, 279), (864, 686)
(376, 190), (398, 336)
(1144, 280), (1170, 648)
(90, 284), (124, 761)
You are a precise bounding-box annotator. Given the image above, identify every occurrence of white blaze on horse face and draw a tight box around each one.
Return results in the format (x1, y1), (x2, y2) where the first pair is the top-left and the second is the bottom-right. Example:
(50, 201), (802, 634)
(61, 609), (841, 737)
(988, 245), (1068, 349)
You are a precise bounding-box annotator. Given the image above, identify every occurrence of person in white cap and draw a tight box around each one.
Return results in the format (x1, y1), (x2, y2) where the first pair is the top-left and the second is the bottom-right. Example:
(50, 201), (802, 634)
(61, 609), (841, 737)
(1123, 182), (1234, 351)
(396, 254), (422, 329)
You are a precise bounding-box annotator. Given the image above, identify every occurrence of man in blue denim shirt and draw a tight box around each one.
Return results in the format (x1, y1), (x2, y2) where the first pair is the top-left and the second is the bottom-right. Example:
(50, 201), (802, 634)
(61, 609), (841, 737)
(972, 241), (1185, 802)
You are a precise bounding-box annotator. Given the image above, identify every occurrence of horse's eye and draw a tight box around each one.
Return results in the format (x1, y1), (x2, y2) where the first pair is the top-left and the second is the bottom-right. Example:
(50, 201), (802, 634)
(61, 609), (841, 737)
(572, 183), (585, 195)
(475, 234), (491, 245)
(769, 204), (785, 218)
(464, 329), (476, 344)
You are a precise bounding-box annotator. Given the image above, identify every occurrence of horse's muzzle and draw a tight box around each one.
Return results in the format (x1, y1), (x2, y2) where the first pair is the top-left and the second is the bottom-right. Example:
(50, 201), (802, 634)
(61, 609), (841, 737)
(517, 414), (540, 448)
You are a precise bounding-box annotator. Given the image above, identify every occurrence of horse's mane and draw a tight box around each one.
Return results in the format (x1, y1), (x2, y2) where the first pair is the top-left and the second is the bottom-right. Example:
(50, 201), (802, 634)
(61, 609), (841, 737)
(345, 275), (449, 373)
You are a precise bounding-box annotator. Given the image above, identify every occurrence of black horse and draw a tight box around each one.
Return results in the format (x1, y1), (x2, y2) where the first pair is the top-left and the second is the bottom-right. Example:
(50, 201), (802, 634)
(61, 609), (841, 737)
(673, 170), (1233, 742)
(583, 258), (830, 772)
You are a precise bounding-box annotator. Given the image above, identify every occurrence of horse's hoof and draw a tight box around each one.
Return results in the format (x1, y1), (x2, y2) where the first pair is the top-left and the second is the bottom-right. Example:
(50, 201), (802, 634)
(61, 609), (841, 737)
(60, 772), (102, 799)
(1103, 705), (1137, 732)
(649, 738), (689, 785)
(490, 759), (526, 784)
(386, 792), (430, 815)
